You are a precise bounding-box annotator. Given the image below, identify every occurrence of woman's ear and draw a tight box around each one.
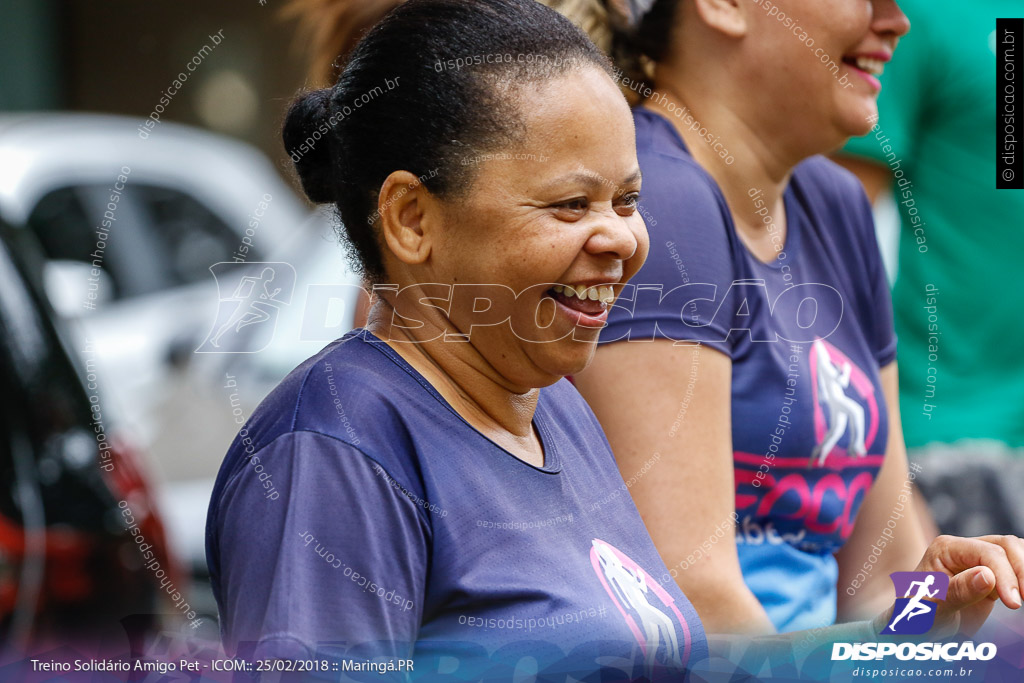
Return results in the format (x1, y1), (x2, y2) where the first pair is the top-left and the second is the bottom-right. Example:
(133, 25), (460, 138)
(692, 0), (747, 39)
(377, 170), (434, 267)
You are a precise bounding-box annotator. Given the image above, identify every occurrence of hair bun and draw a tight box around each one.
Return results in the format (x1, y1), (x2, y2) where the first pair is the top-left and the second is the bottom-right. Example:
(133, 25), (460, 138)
(283, 88), (337, 204)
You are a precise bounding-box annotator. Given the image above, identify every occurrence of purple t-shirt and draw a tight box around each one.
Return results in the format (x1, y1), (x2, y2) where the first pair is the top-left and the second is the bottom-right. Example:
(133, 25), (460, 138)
(602, 108), (896, 633)
(206, 329), (707, 681)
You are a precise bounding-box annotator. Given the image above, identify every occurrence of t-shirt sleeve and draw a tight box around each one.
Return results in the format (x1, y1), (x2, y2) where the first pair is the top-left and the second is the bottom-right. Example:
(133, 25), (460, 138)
(210, 430), (429, 664)
(601, 159), (738, 357)
(840, 169), (898, 367)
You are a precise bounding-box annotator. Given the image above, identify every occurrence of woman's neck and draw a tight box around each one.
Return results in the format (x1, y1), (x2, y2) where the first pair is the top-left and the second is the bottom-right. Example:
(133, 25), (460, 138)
(365, 294), (544, 462)
(644, 78), (796, 257)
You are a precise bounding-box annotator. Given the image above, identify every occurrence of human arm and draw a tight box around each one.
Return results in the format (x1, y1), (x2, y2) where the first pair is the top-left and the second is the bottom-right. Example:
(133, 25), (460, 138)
(710, 534), (1024, 667)
(846, 531), (1024, 639)
(573, 341), (776, 635)
(834, 362), (929, 621)
(834, 360), (1024, 631)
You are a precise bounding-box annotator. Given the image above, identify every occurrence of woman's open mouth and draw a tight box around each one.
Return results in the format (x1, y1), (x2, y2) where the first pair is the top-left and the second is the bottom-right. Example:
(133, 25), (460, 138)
(545, 283), (615, 328)
(841, 54), (887, 91)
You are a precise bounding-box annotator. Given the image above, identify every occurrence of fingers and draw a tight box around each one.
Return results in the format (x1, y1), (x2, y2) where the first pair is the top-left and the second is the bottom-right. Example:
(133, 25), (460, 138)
(925, 535), (1023, 610)
(942, 567), (997, 637)
(944, 566), (996, 609)
(975, 534), (1024, 608)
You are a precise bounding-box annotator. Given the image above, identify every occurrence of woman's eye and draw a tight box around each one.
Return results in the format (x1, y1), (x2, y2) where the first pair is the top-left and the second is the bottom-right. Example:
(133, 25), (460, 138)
(554, 198), (588, 212)
(615, 193), (640, 214)
(549, 197), (589, 220)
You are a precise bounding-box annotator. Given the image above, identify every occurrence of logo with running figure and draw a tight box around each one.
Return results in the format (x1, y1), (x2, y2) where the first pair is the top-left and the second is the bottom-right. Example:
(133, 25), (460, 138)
(196, 262), (295, 353)
(589, 539), (693, 674)
(881, 571), (949, 635)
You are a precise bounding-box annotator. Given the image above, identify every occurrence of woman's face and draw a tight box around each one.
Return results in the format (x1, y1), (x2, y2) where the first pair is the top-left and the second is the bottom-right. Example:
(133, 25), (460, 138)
(431, 66), (648, 388)
(743, 0), (909, 144)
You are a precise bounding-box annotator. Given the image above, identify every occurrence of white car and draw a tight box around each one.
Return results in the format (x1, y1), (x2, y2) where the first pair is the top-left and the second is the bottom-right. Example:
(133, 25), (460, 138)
(0, 113), (362, 569)
(0, 112), (344, 441)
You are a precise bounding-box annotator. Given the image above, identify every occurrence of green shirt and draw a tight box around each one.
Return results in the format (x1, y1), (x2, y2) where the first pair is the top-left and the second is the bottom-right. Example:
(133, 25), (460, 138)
(843, 0), (1024, 448)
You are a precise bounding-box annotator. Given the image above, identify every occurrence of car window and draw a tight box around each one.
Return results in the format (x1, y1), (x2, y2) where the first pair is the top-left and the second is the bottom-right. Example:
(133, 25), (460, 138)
(27, 184), (241, 300)
(132, 185), (240, 284)
(25, 186), (113, 286)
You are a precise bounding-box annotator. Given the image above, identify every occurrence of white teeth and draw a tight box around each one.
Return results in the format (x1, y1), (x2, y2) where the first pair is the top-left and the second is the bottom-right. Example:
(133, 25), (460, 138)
(854, 57), (884, 76)
(552, 283), (614, 304)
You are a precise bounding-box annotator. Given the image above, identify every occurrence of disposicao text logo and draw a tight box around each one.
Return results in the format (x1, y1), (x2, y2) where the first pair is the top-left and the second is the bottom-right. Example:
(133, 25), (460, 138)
(832, 571), (997, 663)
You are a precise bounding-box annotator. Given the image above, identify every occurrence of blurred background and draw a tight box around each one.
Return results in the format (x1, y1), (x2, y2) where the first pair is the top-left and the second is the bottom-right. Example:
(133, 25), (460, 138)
(3, 0), (314, 159)
(0, 0), (366, 658)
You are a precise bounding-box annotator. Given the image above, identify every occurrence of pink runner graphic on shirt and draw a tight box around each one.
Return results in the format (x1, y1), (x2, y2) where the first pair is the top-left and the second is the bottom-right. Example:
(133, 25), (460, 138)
(809, 337), (879, 467)
(589, 539), (692, 672)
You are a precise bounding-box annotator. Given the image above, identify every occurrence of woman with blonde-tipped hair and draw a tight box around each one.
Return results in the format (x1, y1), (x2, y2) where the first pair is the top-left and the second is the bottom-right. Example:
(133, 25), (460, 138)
(561, 0), (1024, 638)
(285, 0), (621, 84)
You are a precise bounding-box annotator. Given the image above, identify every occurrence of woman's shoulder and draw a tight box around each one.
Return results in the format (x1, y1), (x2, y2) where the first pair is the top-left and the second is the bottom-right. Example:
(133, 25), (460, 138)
(237, 331), (424, 459)
(629, 108), (740, 257)
(538, 378), (609, 444)
(540, 377), (592, 411)
(792, 155), (873, 222)
(212, 332), (435, 512)
(791, 155), (880, 268)
(633, 109), (729, 200)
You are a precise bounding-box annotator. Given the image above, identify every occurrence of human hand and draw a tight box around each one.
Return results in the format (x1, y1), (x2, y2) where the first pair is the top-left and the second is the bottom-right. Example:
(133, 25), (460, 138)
(873, 534), (1024, 638)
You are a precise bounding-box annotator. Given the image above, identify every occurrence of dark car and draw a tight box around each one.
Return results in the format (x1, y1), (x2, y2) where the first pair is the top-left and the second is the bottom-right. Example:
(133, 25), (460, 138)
(0, 221), (180, 653)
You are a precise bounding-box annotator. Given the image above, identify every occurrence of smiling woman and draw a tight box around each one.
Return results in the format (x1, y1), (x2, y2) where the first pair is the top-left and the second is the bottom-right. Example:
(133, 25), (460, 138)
(205, 0), (707, 679)
(563, 0), (1024, 643)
